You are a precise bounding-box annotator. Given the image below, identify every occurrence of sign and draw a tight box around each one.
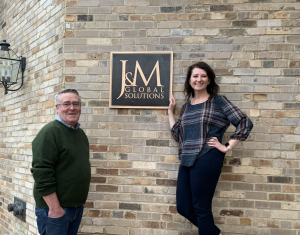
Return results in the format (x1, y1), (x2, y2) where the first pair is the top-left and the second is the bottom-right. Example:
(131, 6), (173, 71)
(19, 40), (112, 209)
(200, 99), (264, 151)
(109, 52), (173, 109)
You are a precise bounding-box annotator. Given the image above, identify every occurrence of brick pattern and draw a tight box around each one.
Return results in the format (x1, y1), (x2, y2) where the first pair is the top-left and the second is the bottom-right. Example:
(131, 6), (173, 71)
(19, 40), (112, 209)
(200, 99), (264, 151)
(1, 0), (300, 234)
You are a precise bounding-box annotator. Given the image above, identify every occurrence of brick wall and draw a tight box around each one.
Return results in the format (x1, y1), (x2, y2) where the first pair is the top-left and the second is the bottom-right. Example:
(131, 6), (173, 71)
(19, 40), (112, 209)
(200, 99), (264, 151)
(0, 0), (65, 234)
(1, 0), (300, 234)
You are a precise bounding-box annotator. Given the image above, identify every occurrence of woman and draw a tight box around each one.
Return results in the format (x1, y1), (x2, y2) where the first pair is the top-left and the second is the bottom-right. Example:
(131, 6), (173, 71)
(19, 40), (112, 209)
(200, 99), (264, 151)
(168, 62), (253, 235)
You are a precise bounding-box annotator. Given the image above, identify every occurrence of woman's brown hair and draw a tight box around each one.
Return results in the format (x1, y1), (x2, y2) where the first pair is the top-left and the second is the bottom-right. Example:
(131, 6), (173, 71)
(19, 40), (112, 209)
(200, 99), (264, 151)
(184, 61), (219, 101)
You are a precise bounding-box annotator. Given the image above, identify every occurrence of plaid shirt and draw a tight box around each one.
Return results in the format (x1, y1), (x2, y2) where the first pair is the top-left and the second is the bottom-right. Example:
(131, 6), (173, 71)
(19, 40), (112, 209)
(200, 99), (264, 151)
(171, 95), (253, 167)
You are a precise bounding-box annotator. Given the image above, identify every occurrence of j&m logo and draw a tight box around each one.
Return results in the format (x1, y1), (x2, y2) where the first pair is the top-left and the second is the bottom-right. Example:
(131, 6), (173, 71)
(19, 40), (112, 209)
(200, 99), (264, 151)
(109, 52), (173, 109)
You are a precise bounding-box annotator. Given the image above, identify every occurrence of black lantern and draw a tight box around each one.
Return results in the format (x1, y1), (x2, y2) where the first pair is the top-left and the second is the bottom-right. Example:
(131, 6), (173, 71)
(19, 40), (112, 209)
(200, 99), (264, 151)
(0, 40), (26, 95)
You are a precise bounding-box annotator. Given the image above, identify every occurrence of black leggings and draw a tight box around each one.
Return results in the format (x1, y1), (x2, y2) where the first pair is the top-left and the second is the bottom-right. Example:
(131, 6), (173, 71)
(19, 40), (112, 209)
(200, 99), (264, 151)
(176, 148), (225, 235)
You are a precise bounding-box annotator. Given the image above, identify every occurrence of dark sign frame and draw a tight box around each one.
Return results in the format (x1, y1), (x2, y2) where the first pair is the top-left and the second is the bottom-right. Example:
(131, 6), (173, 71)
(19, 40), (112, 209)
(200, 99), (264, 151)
(109, 52), (173, 109)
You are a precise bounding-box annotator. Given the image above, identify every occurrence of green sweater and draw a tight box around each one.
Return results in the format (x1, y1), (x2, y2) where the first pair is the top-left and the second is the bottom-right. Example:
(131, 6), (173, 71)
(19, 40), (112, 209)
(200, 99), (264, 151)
(31, 120), (91, 209)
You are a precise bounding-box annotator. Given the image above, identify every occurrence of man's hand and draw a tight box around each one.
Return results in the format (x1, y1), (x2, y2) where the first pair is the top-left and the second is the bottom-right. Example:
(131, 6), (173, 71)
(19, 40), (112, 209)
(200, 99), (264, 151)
(48, 206), (65, 218)
(42, 192), (66, 218)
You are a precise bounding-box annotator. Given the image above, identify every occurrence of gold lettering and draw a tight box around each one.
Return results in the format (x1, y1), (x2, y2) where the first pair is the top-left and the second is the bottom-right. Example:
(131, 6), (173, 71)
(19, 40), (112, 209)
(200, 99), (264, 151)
(124, 93), (167, 99)
(133, 87), (137, 92)
(160, 87), (164, 92)
(117, 60), (164, 99)
(125, 87), (130, 92)
(153, 87), (158, 93)
(139, 87), (144, 92)
(117, 60), (136, 99)
(133, 60), (163, 87)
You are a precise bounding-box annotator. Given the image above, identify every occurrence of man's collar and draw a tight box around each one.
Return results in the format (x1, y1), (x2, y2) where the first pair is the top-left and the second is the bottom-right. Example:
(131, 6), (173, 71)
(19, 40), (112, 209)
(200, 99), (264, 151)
(56, 116), (80, 130)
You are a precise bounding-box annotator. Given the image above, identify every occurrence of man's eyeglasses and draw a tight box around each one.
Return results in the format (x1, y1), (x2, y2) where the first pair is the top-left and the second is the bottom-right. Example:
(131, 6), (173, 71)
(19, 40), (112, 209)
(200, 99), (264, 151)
(58, 102), (81, 108)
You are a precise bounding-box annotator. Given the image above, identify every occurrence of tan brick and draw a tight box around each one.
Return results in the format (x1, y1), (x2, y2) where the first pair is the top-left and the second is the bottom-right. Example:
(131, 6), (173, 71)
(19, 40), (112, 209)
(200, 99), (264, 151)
(232, 166), (254, 174)
(165, 155), (177, 163)
(249, 109), (260, 117)
(255, 167), (281, 175)
(240, 218), (251, 226)
(64, 31), (75, 37)
(44, 101), (55, 109)
(293, 221), (300, 229)
(252, 218), (267, 227)
(158, 21), (181, 29)
(249, 60), (261, 67)
(80, 226), (104, 233)
(162, 214), (173, 221)
(94, 201), (118, 209)
(133, 131), (156, 138)
(76, 60), (99, 67)
(266, 28), (291, 35)
(106, 227), (128, 234)
(90, 145), (108, 152)
(282, 185), (300, 193)
(132, 162), (156, 169)
(129, 228), (153, 235)
(219, 191), (245, 199)
(66, 15), (76, 21)
(282, 202), (300, 210)
(66, 1), (77, 7)
(258, 102), (282, 109)
(261, 110), (273, 117)
(275, 12), (288, 18)
(243, 142), (269, 149)
(221, 174), (244, 181)
(252, 94), (268, 100)
(271, 211), (298, 219)
(269, 193), (294, 201)
(65, 60), (76, 67)
(282, 135), (300, 143)
(267, 219), (280, 228)
(107, 161), (132, 168)
(225, 217), (240, 225)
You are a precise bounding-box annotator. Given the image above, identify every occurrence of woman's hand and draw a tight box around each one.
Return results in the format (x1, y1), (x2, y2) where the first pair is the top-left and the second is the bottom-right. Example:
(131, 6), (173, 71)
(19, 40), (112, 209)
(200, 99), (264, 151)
(168, 94), (176, 113)
(168, 94), (176, 129)
(207, 137), (229, 153)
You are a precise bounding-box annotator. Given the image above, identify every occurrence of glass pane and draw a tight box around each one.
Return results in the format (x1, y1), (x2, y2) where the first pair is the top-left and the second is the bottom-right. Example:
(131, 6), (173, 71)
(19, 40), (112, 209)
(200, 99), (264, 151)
(11, 60), (20, 83)
(0, 60), (13, 83)
(0, 59), (3, 82)
(0, 48), (20, 60)
(0, 50), (10, 60)
(8, 50), (19, 60)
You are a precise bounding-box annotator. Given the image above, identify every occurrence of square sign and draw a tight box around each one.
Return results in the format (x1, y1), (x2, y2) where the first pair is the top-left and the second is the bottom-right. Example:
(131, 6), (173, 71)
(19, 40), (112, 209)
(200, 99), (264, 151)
(109, 52), (173, 109)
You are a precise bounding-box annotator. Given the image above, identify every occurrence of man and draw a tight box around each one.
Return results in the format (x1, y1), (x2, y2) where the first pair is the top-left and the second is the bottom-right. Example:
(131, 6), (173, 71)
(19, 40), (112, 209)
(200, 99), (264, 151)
(31, 89), (91, 235)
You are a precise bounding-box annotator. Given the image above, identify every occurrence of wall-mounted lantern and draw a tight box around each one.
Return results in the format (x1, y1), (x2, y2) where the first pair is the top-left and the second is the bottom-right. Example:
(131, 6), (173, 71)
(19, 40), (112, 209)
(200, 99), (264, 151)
(0, 39), (26, 95)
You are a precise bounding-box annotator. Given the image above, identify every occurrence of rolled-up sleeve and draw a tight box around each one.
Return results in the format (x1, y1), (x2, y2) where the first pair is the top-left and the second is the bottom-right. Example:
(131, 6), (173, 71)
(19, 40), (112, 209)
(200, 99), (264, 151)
(220, 96), (253, 141)
(171, 103), (187, 142)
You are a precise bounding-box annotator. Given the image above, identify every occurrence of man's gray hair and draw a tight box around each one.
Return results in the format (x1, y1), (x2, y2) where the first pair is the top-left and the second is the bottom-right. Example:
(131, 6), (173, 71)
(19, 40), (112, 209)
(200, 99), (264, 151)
(55, 89), (81, 105)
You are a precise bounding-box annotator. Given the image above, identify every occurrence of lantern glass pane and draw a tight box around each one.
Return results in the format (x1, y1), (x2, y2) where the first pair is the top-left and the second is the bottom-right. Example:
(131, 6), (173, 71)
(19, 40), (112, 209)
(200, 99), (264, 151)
(0, 59), (20, 83)
(0, 51), (10, 60)
(11, 60), (20, 83)
(0, 59), (3, 82)
(8, 50), (19, 60)
(0, 59), (11, 83)
(0, 48), (19, 60)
